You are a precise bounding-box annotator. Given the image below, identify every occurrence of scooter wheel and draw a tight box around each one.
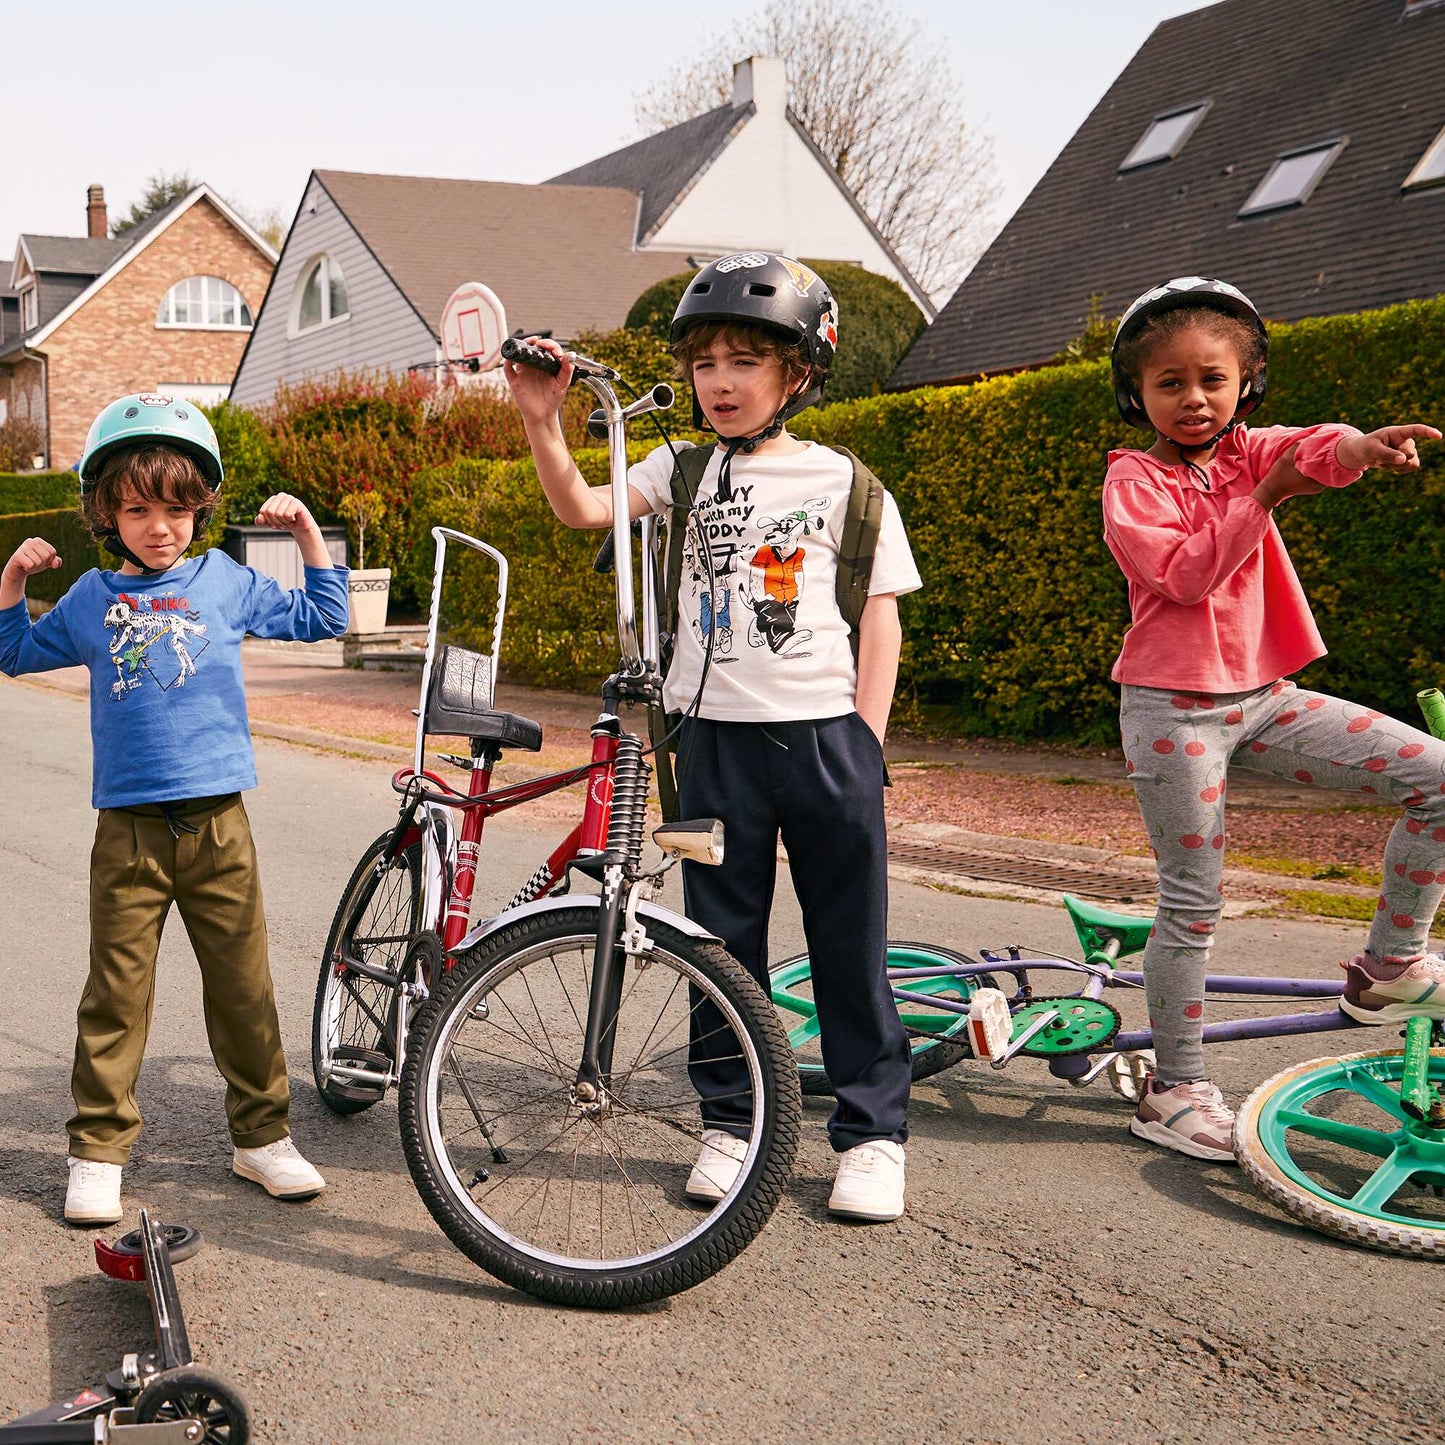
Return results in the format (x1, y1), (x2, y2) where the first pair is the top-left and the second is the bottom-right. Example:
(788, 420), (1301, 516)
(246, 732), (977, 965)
(112, 1222), (203, 1263)
(135, 1365), (250, 1444)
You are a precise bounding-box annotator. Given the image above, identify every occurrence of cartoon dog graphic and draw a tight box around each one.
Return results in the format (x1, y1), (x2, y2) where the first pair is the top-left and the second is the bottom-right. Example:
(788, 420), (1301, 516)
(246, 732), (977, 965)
(740, 498), (831, 656)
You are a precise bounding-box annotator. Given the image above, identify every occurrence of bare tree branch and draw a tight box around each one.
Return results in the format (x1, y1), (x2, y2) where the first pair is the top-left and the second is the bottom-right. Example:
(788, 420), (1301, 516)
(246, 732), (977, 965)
(634, 0), (999, 302)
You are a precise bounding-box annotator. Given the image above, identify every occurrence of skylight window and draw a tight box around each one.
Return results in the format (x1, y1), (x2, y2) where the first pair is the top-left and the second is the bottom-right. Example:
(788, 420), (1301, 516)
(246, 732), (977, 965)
(1120, 103), (1210, 171)
(1239, 140), (1345, 216)
(1404, 124), (1445, 190)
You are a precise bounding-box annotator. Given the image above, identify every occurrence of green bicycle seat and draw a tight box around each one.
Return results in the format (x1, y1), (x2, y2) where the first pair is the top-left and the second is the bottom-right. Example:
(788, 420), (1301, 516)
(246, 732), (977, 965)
(1063, 894), (1155, 962)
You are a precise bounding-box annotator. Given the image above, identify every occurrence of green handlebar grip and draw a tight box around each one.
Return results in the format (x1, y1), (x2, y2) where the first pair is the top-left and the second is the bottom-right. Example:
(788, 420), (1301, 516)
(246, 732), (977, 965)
(1418, 688), (1445, 742)
(1399, 1015), (1435, 1121)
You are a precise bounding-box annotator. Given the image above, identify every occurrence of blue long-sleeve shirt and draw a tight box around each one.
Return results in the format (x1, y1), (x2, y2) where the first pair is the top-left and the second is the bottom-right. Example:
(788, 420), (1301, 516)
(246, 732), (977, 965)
(0, 549), (349, 807)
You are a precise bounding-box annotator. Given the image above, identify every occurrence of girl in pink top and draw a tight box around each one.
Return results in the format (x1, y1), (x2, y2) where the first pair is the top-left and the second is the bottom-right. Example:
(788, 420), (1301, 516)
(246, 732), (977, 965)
(1102, 277), (1441, 1162)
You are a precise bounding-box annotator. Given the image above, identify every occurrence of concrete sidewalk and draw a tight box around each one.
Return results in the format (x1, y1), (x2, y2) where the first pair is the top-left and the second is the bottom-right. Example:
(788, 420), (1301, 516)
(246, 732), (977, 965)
(13, 634), (1385, 917)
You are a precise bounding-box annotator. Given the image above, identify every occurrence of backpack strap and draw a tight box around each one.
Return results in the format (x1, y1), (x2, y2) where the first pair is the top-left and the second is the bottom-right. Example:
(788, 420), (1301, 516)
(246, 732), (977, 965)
(653, 442), (713, 823)
(829, 446), (886, 662)
(661, 442), (711, 640)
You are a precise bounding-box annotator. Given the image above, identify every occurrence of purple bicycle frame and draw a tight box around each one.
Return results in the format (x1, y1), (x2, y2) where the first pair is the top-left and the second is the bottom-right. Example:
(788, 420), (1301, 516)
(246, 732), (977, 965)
(886, 952), (1363, 1077)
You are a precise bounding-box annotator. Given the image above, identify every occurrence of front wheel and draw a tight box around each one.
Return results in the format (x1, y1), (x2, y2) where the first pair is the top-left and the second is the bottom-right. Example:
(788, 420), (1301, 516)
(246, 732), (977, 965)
(1234, 1047), (1445, 1257)
(399, 905), (801, 1308)
(770, 941), (987, 1096)
(312, 833), (422, 1113)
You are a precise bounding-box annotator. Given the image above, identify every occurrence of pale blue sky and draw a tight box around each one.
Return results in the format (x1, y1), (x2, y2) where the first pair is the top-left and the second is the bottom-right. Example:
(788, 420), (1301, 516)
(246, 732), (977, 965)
(1, 0), (1210, 259)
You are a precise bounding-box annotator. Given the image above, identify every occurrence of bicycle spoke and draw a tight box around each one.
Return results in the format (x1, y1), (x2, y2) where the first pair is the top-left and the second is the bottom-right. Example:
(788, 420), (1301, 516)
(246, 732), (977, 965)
(1339, 1069), (1412, 1124)
(1350, 1152), (1417, 1213)
(1277, 1106), (1398, 1159)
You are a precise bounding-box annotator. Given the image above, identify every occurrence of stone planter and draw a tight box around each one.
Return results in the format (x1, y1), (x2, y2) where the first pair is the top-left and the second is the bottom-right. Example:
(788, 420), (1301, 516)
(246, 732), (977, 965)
(347, 568), (391, 635)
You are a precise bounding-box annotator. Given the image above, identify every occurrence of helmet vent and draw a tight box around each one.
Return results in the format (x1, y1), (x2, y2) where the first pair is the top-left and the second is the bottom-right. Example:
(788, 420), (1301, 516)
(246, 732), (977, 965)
(123, 407), (139, 418)
(176, 409), (189, 420)
(746, 284), (777, 297)
(691, 282), (712, 294)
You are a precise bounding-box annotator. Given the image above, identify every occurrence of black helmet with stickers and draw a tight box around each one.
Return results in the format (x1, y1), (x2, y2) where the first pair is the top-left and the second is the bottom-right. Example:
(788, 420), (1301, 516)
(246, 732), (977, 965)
(671, 253), (839, 435)
(1110, 276), (1269, 431)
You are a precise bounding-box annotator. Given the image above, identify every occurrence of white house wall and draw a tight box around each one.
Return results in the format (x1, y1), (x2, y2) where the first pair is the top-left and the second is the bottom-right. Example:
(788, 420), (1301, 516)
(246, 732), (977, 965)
(648, 115), (917, 302)
(230, 175), (437, 407)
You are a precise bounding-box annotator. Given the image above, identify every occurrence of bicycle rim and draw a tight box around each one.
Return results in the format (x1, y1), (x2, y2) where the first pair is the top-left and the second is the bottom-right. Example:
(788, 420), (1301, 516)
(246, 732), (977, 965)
(1235, 1047), (1445, 1257)
(770, 941), (981, 1095)
(313, 837), (420, 1110)
(400, 908), (800, 1306)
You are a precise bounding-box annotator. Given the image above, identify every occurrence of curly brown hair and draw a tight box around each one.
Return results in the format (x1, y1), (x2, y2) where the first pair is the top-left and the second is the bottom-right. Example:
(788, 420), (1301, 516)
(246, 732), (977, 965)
(1114, 306), (1265, 396)
(81, 445), (217, 541)
(670, 319), (814, 396)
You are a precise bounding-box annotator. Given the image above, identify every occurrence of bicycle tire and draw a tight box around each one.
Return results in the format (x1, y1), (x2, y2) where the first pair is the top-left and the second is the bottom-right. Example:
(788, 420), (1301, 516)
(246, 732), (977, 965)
(312, 833), (422, 1113)
(770, 941), (987, 1097)
(1234, 1046), (1445, 1258)
(399, 905), (801, 1307)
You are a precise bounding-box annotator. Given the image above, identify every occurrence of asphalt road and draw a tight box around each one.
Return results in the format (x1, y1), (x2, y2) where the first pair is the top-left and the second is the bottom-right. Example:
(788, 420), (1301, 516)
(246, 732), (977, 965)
(2, 676), (1441, 1443)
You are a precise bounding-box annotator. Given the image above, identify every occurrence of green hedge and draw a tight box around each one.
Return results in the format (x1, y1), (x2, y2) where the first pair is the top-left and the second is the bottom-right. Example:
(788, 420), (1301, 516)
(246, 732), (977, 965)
(409, 442), (660, 688)
(0, 508), (104, 605)
(409, 293), (1445, 743)
(0, 472), (80, 516)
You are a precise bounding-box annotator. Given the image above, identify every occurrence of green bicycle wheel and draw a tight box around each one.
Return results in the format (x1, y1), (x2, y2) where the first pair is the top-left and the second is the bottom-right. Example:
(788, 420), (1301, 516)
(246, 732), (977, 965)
(1234, 1047), (1445, 1258)
(769, 941), (989, 1097)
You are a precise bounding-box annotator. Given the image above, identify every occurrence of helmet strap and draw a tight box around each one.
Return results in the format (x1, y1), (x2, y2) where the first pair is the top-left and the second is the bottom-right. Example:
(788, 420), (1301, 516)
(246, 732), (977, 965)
(102, 530), (169, 576)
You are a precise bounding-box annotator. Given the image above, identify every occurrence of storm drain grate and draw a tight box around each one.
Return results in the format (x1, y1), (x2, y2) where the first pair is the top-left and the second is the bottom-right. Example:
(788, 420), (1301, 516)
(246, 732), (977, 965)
(886, 841), (1157, 905)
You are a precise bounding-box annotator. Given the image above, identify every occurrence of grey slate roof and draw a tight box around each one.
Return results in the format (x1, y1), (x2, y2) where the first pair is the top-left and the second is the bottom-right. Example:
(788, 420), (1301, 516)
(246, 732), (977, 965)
(545, 104), (753, 243)
(893, 0), (1445, 388)
(18, 234), (127, 276)
(313, 170), (691, 339)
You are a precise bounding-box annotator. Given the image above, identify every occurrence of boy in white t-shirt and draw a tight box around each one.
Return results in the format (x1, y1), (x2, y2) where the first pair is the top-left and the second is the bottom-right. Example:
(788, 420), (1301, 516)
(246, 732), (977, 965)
(504, 254), (922, 1221)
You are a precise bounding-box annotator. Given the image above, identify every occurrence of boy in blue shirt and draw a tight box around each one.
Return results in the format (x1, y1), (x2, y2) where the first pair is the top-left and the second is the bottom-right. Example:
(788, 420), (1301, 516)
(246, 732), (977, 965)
(0, 394), (349, 1224)
(506, 256), (921, 1221)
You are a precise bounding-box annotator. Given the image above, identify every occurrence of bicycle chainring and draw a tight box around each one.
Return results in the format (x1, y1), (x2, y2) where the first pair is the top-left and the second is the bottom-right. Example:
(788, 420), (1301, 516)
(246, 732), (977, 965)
(1012, 996), (1122, 1056)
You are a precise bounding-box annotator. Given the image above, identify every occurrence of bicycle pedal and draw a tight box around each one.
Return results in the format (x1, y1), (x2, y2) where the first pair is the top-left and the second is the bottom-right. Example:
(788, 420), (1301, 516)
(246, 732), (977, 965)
(967, 988), (1012, 1061)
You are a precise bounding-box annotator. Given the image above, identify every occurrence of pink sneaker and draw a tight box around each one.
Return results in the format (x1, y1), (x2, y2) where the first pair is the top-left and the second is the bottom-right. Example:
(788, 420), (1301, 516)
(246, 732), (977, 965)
(1128, 1077), (1235, 1162)
(1341, 951), (1445, 1025)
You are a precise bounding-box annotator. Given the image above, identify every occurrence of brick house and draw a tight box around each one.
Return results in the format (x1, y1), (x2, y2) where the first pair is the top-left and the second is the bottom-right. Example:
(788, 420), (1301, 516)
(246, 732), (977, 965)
(0, 184), (276, 469)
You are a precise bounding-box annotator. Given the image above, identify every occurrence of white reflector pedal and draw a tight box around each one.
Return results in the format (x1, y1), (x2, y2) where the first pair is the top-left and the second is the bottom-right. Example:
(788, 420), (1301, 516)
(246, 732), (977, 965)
(967, 988), (1012, 1061)
(653, 818), (725, 866)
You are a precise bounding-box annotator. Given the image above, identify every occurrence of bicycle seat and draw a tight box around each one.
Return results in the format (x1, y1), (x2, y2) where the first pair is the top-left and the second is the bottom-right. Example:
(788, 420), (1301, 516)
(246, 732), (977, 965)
(1063, 894), (1155, 960)
(424, 645), (544, 751)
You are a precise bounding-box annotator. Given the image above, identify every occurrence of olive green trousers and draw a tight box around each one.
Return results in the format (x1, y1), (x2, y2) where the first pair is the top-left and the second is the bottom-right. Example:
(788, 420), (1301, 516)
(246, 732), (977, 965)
(68, 795), (292, 1164)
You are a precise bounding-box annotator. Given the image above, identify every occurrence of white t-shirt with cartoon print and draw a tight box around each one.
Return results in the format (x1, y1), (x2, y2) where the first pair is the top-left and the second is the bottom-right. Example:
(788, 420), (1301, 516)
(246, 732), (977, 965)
(627, 440), (922, 722)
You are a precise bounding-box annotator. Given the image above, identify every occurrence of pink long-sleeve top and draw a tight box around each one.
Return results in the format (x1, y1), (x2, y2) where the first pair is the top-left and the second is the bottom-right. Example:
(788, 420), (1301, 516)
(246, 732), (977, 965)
(1102, 423), (1362, 692)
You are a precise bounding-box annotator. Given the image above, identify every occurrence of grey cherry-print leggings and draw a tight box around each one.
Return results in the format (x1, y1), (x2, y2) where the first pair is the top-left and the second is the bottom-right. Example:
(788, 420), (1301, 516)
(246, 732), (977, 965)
(1121, 680), (1445, 1085)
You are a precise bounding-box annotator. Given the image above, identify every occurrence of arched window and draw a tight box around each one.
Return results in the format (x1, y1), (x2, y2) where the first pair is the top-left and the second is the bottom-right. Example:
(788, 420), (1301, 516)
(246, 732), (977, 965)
(156, 275), (253, 329)
(293, 254), (350, 332)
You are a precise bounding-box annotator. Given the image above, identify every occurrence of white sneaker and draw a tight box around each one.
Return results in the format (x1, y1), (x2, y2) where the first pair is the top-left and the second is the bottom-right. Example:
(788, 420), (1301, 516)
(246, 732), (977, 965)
(684, 1129), (749, 1203)
(827, 1140), (906, 1222)
(232, 1137), (325, 1200)
(65, 1156), (123, 1226)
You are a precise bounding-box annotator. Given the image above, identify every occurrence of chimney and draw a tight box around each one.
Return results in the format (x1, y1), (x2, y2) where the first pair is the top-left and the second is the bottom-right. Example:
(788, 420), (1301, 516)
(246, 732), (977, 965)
(731, 56), (787, 113)
(86, 184), (107, 239)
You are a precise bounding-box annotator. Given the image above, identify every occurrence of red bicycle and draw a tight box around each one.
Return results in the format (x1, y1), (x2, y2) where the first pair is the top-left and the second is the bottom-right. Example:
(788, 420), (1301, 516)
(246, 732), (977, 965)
(312, 341), (800, 1307)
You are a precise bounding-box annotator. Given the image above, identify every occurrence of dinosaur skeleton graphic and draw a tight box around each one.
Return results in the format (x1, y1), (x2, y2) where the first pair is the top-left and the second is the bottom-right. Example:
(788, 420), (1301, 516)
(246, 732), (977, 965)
(104, 599), (208, 696)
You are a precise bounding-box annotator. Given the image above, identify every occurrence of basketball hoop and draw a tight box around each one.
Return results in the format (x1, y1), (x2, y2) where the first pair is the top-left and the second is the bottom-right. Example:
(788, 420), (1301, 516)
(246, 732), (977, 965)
(440, 282), (508, 385)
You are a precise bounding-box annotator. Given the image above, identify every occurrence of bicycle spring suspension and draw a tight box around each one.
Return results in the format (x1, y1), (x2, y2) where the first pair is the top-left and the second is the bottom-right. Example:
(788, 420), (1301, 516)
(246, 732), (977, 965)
(605, 735), (651, 877)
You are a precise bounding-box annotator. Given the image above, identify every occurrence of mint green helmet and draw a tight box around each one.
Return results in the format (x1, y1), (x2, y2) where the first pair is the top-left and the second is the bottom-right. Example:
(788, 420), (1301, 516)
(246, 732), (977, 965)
(79, 393), (224, 490)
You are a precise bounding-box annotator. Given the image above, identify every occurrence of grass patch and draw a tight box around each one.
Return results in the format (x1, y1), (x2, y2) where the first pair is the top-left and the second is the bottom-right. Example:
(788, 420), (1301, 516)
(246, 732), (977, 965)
(1232, 854), (1380, 887)
(1278, 889), (1377, 922)
(1051, 775), (1095, 786)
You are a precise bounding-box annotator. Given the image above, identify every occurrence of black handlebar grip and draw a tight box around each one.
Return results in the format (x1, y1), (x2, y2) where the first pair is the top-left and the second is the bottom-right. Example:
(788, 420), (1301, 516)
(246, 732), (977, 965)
(500, 337), (562, 376)
(593, 533), (616, 575)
